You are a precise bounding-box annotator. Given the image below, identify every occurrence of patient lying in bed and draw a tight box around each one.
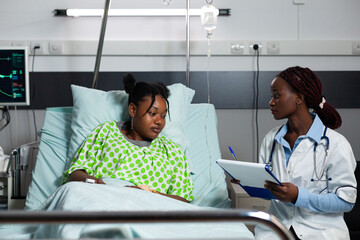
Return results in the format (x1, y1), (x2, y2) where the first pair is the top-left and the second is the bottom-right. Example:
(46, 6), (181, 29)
(64, 74), (194, 203)
(0, 79), (256, 239)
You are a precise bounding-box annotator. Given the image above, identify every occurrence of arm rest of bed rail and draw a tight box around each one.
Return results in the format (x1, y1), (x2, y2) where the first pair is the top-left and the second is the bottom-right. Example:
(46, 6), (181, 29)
(0, 209), (294, 240)
(7, 141), (39, 199)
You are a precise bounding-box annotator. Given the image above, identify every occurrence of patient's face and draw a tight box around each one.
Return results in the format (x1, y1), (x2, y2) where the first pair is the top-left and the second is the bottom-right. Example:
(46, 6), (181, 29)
(132, 95), (167, 141)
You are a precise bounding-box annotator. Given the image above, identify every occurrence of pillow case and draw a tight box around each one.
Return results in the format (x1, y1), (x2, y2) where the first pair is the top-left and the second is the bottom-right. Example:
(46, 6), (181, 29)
(66, 86), (129, 168)
(66, 83), (195, 168)
(160, 83), (195, 153)
(185, 104), (230, 208)
(25, 107), (73, 210)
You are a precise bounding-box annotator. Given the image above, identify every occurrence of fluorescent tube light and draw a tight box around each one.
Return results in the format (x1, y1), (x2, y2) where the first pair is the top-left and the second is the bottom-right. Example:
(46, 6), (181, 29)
(54, 8), (231, 17)
(66, 9), (214, 17)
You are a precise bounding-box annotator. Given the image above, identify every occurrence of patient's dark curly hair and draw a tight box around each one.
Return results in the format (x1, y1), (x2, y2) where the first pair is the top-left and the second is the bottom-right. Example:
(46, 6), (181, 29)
(278, 66), (341, 129)
(123, 73), (170, 117)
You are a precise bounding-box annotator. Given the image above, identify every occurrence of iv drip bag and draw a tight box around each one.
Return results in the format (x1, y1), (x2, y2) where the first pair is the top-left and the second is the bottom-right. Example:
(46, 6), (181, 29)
(201, 5), (218, 33)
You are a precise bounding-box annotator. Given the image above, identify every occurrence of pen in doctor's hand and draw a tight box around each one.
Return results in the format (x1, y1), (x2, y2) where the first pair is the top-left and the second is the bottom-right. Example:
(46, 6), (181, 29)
(228, 146), (238, 161)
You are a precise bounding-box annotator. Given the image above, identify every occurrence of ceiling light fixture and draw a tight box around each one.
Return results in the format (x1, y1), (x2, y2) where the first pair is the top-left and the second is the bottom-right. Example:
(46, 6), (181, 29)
(53, 8), (230, 17)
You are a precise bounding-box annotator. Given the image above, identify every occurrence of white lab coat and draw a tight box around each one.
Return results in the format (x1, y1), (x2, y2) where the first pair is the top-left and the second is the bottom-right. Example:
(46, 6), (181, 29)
(255, 125), (357, 240)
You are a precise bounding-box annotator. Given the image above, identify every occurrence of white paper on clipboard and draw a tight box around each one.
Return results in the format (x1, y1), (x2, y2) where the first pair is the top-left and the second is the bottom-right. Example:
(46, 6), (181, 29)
(216, 159), (282, 188)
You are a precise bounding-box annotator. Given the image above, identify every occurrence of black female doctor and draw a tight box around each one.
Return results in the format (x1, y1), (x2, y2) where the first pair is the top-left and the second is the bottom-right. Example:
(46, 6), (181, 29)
(255, 66), (357, 240)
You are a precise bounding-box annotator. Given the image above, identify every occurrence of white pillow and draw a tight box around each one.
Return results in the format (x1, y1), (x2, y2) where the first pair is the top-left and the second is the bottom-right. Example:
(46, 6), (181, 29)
(160, 83), (195, 152)
(66, 83), (195, 167)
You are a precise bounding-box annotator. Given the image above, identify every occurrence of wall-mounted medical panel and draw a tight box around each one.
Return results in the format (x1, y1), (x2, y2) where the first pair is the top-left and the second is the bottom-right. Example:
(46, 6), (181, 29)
(1, 40), (360, 56)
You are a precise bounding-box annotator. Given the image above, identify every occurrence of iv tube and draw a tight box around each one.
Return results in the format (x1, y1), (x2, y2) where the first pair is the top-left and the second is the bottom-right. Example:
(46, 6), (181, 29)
(201, 4), (218, 103)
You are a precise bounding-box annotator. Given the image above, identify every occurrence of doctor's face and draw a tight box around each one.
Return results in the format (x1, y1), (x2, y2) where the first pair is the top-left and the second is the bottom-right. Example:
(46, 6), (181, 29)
(130, 94), (167, 141)
(269, 77), (298, 120)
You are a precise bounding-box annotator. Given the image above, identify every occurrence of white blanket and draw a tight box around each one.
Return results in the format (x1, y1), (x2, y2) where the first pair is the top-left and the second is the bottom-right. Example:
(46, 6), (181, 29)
(29, 180), (255, 239)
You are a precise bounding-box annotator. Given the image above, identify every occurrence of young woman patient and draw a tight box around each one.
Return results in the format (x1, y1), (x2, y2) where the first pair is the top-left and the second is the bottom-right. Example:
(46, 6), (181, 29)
(63, 74), (194, 203)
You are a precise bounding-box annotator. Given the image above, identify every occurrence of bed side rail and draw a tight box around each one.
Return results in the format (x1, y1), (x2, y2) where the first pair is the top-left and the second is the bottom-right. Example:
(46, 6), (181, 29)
(0, 209), (294, 240)
(7, 141), (39, 199)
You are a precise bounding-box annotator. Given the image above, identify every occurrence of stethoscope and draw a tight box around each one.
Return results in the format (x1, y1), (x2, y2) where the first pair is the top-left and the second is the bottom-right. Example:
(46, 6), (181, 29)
(267, 126), (330, 182)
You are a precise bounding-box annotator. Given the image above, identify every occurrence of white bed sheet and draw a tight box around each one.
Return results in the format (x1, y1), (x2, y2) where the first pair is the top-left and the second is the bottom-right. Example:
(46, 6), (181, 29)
(31, 179), (254, 239)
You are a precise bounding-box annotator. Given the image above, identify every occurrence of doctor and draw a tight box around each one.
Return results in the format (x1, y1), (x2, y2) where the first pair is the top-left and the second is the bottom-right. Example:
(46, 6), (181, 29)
(255, 66), (357, 240)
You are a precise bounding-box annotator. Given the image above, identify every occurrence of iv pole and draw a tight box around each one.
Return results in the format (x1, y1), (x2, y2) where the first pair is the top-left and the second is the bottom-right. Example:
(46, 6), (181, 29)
(186, 0), (190, 87)
(91, 0), (191, 89)
(92, 0), (111, 89)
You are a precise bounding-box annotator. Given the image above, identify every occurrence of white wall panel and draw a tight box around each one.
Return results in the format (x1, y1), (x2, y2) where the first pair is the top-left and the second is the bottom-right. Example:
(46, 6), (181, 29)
(300, 0), (360, 40)
(2, 0), (360, 42)
(23, 55), (360, 72)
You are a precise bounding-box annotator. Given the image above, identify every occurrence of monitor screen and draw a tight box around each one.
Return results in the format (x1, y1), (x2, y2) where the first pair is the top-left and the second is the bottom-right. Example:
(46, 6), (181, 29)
(0, 46), (30, 106)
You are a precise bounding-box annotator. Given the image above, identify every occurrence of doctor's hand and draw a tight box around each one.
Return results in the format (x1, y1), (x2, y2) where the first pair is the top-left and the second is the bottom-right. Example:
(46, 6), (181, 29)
(231, 179), (240, 184)
(264, 181), (298, 204)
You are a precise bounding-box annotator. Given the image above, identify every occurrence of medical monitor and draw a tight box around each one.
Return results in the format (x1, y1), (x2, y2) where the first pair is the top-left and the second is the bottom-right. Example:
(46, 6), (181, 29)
(0, 46), (30, 106)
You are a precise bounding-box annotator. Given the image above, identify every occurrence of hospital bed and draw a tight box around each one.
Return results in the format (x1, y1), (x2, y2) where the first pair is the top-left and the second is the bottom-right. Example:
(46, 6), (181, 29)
(1, 83), (294, 239)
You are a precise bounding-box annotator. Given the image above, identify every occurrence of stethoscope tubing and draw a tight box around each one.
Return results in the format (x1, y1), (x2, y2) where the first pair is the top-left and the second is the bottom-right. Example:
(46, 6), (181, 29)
(267, 126), (329, 182)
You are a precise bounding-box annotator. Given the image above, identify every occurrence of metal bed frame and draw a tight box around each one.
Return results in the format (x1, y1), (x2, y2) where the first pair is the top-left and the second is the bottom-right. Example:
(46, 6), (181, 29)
(0, 209), (295, 240)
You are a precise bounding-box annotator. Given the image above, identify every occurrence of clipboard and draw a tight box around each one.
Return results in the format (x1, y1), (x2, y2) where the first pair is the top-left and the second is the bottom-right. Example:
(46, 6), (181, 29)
(216, 159), (283, 200)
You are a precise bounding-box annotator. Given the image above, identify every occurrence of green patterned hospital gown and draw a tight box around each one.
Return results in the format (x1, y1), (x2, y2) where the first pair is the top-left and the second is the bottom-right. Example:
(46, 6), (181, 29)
(64, 121), (194, 201)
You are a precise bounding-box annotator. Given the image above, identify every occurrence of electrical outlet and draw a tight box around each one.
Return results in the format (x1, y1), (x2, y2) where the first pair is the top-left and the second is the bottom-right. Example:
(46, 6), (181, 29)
(30, 41), (44, 55)
(249, 42), (262, 55)
(11, 41), (27, 47)
(230, 42), (244, 55)
(267, 41), (280, 55)
(352, 41), (360, 55)
(11, 41), (30, 51)
(49, 41), (62, 55)
(293, 0), (306, 5)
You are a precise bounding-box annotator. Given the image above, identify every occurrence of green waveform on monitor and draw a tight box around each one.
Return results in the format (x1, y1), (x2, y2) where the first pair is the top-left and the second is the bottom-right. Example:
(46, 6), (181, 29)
(0, 57), (11, 61)
(0, 74), (12, 79)
(0, 89), (12, 98)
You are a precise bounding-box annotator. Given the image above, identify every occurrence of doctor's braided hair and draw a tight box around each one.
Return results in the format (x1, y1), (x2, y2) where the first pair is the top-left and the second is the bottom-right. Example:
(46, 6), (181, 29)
(278, 66), (342, 129)
(123, 73), (170, 116)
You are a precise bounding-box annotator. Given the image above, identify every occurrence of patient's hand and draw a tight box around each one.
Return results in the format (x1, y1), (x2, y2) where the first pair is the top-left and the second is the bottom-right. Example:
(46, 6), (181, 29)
(69, 170), (105, 184)
(137, 184), (155, 192)
(126, 185), (189, 203)
(87, 177), (105, 184)
(126, 184), (157, 193)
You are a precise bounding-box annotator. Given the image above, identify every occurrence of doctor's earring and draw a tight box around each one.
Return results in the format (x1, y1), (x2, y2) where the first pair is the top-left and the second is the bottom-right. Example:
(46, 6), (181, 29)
(131, 117), (134, 130)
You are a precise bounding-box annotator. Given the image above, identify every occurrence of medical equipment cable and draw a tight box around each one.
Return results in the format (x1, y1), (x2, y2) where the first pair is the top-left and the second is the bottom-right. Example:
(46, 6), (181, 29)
(201, 0), (217, 103)
(31, 46), (39, 141)
(0, 106), (10, 131)
(253, 44), (260, 162)
(206, 48), (211, 103)
(204, 105), (213, 180)
(14, 106), (18, 146)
